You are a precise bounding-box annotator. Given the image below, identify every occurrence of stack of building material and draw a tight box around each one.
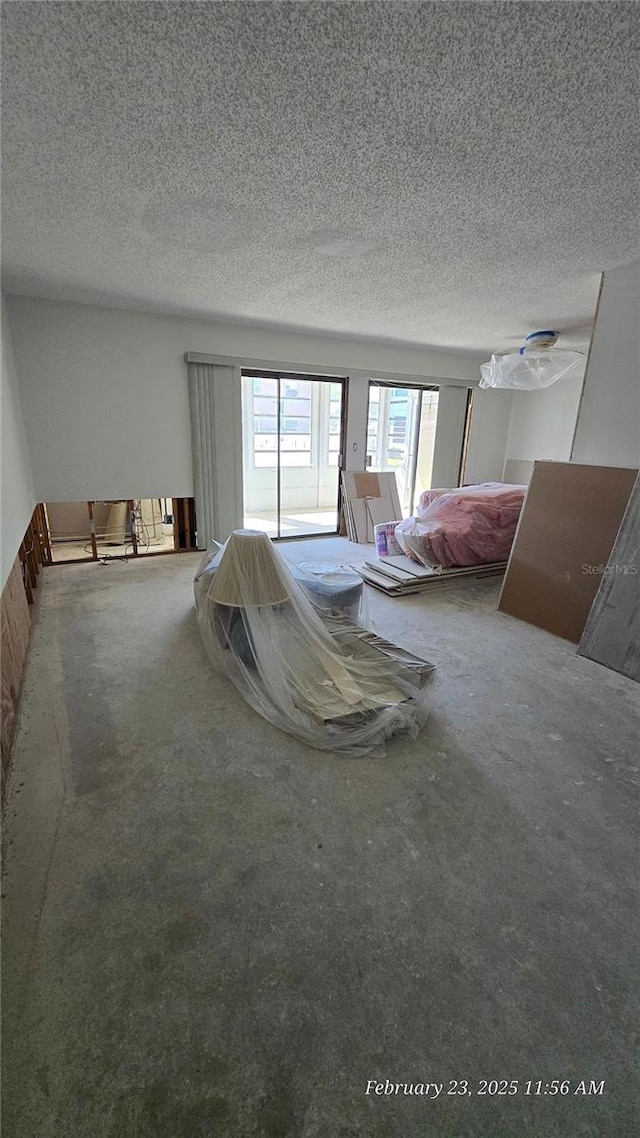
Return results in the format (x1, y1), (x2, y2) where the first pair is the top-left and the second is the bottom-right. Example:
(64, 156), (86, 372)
(396, 482), (526, 568)
(578, 472), (639, 681)
(341, 471), (402, 543)
(499, 461), (638, 642)
(352, 552), (507, 596)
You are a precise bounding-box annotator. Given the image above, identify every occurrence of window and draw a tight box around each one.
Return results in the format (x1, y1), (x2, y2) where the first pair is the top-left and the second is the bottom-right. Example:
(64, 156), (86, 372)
(367, 386), (381, 460)
(367, 382), (441, 513)
(251, 376), (312, 467)
(242, 370), (346, 537)
(327, 382), (343, 465)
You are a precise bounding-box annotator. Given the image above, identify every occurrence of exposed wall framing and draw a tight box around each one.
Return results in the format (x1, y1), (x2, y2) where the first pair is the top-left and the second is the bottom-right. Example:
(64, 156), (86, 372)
(173, 497), (198, 550)
(41, 498), (198, 563)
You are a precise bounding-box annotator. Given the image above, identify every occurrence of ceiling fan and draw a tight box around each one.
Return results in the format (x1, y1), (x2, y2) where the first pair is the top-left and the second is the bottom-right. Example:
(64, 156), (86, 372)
(479, 330), (585, 391)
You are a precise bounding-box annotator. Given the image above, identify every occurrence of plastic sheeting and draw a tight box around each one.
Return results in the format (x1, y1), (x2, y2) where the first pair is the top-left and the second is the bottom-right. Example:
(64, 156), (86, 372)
(479, 349), (583, 390)
(195, 548), (365, 624)
(395, 483), (526, 568)
(194, 530), (433, 756)
(288, 560), (365, 624)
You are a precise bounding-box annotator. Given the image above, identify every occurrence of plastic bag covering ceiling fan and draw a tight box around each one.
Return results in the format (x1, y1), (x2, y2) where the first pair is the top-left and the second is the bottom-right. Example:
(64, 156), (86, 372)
(479, 330), (584, 390)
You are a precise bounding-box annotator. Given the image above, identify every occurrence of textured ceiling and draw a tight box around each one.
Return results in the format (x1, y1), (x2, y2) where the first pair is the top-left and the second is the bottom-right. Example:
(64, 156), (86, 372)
(2, 1), (639, 352)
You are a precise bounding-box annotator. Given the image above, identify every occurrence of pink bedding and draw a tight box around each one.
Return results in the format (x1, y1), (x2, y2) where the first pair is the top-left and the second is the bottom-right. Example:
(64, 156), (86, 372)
(395, 482), (526, 568)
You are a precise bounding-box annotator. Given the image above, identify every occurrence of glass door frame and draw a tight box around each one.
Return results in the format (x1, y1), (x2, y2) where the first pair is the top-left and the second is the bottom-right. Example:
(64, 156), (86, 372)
(241, 368), (349, 541)
(367, 380), (439, 516)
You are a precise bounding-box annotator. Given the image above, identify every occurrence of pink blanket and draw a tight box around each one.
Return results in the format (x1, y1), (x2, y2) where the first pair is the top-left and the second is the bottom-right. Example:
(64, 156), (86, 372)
(395, 482), (526, 568)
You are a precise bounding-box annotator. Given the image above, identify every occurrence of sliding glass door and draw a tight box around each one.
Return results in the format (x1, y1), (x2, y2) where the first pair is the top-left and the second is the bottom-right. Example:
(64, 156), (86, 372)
(241, 370), (346, 539)
(366, 382), (440, 516)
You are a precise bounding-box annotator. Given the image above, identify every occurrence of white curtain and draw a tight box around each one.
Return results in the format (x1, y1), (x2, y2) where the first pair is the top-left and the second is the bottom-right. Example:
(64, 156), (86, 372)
(186, 357), (243, 548)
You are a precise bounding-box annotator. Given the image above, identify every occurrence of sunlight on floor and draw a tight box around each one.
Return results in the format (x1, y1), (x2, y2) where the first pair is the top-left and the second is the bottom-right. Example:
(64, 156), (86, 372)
(243, 509), (338, 537)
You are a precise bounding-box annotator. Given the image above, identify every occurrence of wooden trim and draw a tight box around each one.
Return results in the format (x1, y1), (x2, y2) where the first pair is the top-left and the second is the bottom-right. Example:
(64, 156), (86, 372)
(127, 501), (138, 556)
(1, 557), (32, 783)
(34, 504), (53, 565)
(458, 388), (474, 485)
(51, 549), (192, 564)
(18, 543), (33, 603)
(23, 527), (37, 589)
(185, 498), (196, 549)
(1, 505), (50, 788)
(28, 523), (40, 579)
(16, 506), (53, 600)
(47, 556), (96, 566)
(87, 501), (99, 560)
(173, 497), (198, 550)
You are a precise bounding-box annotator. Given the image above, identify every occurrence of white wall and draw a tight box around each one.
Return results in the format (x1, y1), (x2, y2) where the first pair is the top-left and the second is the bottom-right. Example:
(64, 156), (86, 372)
(463, 388), (514, 484)
(6, 296), (491, 503)
(6, 298), (193, 501)
(502, 370), (584, 483)
(431, 386), (471, 488)
(343, 376), (370, 471)
(572, 260), (640, 468)
(1, 293), (36, 589)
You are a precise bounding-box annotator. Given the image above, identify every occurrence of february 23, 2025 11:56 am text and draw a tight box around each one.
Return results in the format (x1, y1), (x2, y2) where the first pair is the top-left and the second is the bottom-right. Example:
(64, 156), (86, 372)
(365, 1079), (606, 1098)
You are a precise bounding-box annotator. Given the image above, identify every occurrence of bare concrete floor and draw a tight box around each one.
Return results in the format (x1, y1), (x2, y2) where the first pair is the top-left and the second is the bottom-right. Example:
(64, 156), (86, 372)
(2, 546), (639, 1137)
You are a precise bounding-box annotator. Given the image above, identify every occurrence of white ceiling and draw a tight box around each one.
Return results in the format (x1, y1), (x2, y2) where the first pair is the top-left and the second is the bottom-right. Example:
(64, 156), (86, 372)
(2, 1), (639, 353)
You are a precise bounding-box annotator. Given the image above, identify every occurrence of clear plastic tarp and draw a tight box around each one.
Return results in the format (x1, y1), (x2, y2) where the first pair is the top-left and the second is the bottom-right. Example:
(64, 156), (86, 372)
(395, 483), (526, 568)
(479, 349), (584, 390)
(194, 530), (434, 756)
(287, 560), (366, 624)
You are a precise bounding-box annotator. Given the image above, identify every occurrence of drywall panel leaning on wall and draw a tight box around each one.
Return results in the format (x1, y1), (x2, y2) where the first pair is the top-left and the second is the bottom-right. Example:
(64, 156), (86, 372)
(578, 473), (640, 681)
(498, 461), (638, 643)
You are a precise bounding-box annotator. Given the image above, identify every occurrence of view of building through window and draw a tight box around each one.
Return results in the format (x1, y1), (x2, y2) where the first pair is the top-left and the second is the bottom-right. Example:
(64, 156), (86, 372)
(367, 383), (440, 515)
(242, 373), (346, 537)
(241, 374), (439, 535)
(252, 376), (313, 467)
(327, 383), (342, 465)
